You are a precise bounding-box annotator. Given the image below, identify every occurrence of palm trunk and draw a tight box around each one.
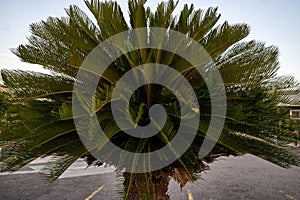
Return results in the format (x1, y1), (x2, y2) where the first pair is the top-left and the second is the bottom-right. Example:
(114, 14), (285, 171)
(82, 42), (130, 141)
(123, 171), (171, 200)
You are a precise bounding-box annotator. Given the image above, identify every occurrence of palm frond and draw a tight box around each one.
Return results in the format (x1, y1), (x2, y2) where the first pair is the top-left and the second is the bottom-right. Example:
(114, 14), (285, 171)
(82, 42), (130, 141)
(1, 69), (73, 100)
(0, 0), (299, 189)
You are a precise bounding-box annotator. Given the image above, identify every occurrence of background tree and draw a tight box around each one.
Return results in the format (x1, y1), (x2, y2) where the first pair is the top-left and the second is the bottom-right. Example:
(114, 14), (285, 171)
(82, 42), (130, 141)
(0, 0), (299, 199)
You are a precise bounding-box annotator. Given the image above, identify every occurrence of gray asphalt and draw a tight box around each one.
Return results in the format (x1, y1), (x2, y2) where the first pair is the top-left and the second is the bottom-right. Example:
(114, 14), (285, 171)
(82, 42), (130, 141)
(1, 148), (300, 200)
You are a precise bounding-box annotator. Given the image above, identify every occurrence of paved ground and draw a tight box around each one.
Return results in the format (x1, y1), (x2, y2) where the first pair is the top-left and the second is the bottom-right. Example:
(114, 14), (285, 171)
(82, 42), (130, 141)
(0, 147), (300, 200)
(0, 160), (118, 200)
(170, 153), (300, 200)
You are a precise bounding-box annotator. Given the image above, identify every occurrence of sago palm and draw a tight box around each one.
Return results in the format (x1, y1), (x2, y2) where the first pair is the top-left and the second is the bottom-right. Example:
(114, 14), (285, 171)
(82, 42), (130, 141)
(0, 0), (299, 199)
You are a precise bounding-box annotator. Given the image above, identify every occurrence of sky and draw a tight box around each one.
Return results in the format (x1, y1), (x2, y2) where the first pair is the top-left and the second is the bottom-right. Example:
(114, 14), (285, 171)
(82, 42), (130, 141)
(0, 0), (300, 80)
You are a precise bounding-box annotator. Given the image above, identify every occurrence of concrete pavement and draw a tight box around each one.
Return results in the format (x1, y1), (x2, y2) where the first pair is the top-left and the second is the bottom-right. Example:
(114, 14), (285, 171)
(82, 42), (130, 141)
(0, 148), (300, 199)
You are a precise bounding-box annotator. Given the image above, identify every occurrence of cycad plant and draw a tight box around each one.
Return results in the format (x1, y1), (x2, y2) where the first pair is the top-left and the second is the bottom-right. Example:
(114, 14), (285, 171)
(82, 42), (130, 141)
(1, 0), (300, 199)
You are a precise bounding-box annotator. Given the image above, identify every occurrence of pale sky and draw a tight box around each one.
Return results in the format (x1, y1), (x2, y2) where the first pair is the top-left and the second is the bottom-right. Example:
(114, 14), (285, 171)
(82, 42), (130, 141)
(0, 0), (299, 80)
